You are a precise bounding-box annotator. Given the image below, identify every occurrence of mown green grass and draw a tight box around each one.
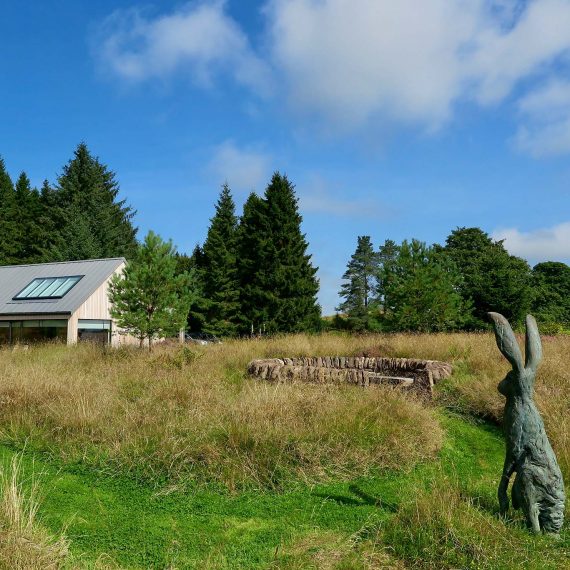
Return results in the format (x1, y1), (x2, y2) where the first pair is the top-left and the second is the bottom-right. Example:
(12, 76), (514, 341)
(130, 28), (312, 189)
(3, 411), (569, 569)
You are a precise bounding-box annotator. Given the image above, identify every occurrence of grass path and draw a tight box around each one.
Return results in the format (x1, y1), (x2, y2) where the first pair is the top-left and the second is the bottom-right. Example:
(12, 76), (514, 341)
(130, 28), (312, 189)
(0, 412), (526, 569)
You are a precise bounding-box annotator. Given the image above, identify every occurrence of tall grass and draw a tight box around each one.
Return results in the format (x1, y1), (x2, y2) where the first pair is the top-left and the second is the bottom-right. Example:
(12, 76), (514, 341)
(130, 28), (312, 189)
(0, 331), (567, 489)
(0, 454), (68, 569)
(381, 476), (570, 569)
(0, 336), (442, 489)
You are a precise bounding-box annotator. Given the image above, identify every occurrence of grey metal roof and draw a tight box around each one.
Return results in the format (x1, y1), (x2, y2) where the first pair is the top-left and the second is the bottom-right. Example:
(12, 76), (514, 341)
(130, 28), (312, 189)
(0, 258), (125, 316)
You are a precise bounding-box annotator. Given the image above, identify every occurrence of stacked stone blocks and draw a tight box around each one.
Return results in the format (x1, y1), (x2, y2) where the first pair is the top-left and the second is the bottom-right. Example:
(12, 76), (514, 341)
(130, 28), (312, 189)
(247, 356), (452, 394)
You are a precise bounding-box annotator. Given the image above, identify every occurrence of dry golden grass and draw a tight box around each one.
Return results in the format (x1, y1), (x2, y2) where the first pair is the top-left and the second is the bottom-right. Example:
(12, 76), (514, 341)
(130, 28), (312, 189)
(0, 331), (567, 489)
(0, 454), (69, 570)
(0, 336), (442, 489)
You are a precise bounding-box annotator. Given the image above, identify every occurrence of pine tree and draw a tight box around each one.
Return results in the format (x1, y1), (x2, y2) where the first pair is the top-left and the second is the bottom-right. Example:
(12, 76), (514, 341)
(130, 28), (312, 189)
(337, 236), (380, 330)
(50, 143), (138, 260)
(108, 231), (195, 349)
(377, 239), (400, 315)
(0, 157), (18, 265)
(201, 184), (240, 336)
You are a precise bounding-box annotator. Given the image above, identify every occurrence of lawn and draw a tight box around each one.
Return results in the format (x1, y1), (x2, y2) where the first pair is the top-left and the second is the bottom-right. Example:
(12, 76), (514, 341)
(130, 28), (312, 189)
(0, 334), (569, 568)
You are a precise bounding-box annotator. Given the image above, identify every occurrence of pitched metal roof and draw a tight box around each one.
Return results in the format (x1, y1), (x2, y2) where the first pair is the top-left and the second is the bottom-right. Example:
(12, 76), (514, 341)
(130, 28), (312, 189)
(0, 258), (125, 316)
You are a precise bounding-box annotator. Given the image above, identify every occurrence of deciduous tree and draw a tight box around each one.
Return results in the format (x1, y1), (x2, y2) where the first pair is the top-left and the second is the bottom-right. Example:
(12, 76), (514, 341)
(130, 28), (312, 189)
(383, 239), (466, 332)
(443, 227), (532, 328)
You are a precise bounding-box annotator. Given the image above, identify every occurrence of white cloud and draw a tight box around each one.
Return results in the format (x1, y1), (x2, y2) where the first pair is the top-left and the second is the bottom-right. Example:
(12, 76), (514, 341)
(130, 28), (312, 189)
(267, 0), (480, 130)
(94, 1), (570, 154)
(96, 1), (271, 92)
(208, 141), (271, 192)
(266, 0), (570, 135)
(493, 221), (570, 262)
(513, 80), (570, 156)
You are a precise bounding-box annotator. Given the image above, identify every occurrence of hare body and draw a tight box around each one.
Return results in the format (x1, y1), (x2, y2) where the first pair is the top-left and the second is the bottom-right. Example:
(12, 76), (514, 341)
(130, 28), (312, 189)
(490, 313), (565, 534)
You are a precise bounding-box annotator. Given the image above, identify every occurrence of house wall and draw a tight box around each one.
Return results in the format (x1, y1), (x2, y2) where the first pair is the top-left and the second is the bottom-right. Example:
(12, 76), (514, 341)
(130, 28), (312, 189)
(68, 262), (140, 347)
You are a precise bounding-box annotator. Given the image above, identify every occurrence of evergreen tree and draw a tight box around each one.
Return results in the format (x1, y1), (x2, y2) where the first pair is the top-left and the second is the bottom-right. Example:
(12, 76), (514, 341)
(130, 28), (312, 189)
(376, 239), (400, 316)
(0, 157), (17, 265)
(337, 236), (380, 330)
(236, 192), (271, 334)
(37, 179), (64, 260)
(262, 172), (321, 332)
(185, 244), (209, 333)
(50, 143), (137, 261)
(13, 172), (47, 263)
(108, 231), (194, 349)
(443, 227), (532, 327)
(383, 239), (466, 332)
(201, 184), (240, 336)
(531, 262), (570, 329)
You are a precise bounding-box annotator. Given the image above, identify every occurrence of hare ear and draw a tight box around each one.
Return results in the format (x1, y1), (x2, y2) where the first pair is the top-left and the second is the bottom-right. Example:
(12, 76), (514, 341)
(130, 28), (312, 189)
(488, 312), (524, 372)
(525, 314), (542, 371)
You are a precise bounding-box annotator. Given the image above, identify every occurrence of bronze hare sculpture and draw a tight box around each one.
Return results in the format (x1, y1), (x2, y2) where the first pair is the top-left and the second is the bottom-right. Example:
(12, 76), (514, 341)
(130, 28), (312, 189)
(489, 312), (565, 534)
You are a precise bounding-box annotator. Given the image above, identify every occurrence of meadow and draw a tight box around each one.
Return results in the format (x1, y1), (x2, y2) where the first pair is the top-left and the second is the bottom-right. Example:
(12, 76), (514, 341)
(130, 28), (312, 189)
(0, 333), (569, 568)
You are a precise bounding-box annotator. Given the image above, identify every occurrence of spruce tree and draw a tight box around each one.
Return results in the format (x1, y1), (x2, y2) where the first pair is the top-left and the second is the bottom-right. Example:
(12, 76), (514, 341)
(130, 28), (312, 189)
(14, 172), (47, 263)
(50, 143), (138, 261)
(38, 179), (64, 261)
(186, 244), (209, 333)
(337, 236), (380, 330)
(236, 192), (271, 334)
(0, 157), (17, 265)
(201, 184), (240, 336)
(262, 172), (320, 332)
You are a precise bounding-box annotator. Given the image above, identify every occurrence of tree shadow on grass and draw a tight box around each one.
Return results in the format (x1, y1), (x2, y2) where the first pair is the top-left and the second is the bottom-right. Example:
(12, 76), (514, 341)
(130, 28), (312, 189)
(312, 484), (398, 513)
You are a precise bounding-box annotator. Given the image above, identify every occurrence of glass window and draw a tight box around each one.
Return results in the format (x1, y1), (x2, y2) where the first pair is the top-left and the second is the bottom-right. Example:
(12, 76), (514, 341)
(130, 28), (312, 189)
(13, 276), (83, 300)
(78, 320), (111, 344)
(21, 321), (43, 342)
(0, 322), (9, 346)
(3, 320), (68, 344)
(77, 320), (111, 330)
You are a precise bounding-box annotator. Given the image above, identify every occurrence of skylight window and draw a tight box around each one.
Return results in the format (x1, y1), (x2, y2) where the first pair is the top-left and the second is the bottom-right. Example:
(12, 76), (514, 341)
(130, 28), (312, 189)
(13, 275), (83, 300)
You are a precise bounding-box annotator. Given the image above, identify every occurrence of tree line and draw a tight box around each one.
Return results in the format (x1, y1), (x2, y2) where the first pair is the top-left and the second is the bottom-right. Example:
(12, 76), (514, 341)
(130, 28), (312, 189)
(336, 229), (570, 333)
(0, 144), (320, 337)
(3, 143), (569, 338)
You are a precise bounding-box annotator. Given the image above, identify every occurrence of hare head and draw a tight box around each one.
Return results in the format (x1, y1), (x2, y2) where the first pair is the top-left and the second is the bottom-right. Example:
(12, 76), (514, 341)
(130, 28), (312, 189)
(488, 313), (542, 398)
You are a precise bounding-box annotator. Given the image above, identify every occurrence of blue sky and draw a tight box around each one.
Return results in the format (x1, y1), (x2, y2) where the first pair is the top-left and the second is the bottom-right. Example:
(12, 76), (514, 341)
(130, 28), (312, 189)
(1, 0), (570, 313)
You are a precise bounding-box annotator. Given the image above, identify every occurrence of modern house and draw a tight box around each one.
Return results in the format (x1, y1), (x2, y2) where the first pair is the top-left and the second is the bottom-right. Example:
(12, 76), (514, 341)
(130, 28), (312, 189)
(0, 258), (131, 346)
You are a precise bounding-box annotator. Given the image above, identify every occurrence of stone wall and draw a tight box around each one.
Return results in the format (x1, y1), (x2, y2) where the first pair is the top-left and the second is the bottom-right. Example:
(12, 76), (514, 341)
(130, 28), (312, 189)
(247, 356), (452, 394)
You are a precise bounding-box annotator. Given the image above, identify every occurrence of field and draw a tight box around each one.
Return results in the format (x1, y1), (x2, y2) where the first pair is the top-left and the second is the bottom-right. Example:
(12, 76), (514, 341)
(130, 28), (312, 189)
(0, 333), (569, 568)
